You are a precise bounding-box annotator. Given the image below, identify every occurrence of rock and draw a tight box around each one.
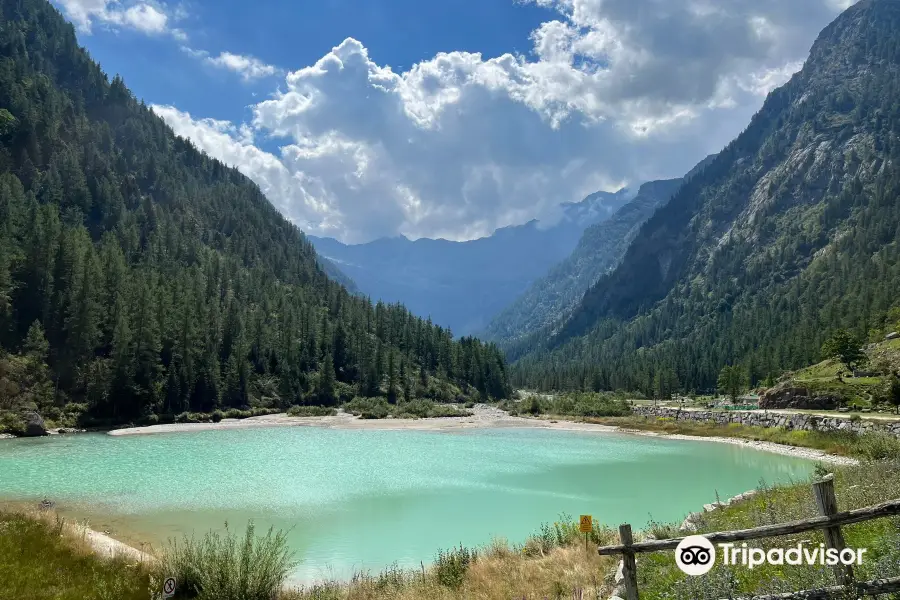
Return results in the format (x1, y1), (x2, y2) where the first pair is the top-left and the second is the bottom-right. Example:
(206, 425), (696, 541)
(679, 516), (699, 532)
(614, 560), (624, 584)
(703, 502), (725, 512)
(22, 412), (47, 437)
(0, 433), (15, 440)
(609, 596), (625, 600)
(759, 384), (839, 410)
(726, 490), (757, 505)
(38, 499), (54, 510)
(886, 331), (900, 340)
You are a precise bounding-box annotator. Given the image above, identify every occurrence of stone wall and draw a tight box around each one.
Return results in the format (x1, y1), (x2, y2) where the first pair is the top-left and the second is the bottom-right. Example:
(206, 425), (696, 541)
(631, 406), (900, 438)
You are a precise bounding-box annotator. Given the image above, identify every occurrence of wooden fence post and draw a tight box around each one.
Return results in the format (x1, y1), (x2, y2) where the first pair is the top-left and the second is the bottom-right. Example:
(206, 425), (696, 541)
(619, 523), (640, 600)
(812, 474), (854, 587)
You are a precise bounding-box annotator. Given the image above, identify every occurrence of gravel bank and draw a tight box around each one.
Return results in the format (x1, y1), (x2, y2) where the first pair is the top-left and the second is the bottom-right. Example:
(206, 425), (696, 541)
(105, 405), (857, 465)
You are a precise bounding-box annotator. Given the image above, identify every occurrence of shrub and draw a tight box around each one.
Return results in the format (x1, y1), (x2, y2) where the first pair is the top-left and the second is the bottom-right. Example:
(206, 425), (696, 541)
(524, 396), (543, 415)
(286, 405), (337, 417)
(852, 432), (900, 461)
(211, 410), (224, 423)
(143, 414), (160, 425)
(158, 521), (296, 600)
(344, 397), (391, 419)
(174, 412), (204, 424)
(434, 544), (476, 588)
(0, 411), (26, 435)
(464, 400), (475, 409)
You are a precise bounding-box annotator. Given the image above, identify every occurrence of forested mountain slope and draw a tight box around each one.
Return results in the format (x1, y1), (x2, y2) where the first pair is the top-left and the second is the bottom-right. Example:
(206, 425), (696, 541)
(309, 188), (632, 336)
(483, 178), (683, 345)
(0, 0), (510, 428)
(513, 0), (900, 394)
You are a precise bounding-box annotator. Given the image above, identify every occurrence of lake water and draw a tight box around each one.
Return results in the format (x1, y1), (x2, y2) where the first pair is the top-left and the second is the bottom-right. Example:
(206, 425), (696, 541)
(0, 426), (815, 582)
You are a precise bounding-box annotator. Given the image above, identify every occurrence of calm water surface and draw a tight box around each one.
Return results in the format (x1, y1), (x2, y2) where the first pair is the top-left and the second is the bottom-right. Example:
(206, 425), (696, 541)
(0, 426), (814, 582)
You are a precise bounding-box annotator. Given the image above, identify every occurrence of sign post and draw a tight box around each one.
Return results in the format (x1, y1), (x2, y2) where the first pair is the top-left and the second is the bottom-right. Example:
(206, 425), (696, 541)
(579, 515), (592, 550)
(163, 576), (177, 599)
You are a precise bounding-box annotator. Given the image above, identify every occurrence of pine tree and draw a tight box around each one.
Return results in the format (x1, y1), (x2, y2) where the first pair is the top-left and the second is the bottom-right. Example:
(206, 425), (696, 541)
(317, 351), (337, 406)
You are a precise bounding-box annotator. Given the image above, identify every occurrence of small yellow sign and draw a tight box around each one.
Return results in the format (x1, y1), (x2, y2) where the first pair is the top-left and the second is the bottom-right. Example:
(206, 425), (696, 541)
(579, 515), (592, 533)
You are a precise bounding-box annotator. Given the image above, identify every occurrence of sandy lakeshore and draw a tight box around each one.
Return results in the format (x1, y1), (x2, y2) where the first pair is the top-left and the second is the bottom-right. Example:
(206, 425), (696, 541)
(107, 404), (858, 466)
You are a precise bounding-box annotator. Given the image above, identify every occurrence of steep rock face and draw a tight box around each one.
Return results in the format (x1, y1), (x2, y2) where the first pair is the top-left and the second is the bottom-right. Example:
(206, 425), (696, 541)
(309, 189), (633, 335)
(513, 0), (900, 393)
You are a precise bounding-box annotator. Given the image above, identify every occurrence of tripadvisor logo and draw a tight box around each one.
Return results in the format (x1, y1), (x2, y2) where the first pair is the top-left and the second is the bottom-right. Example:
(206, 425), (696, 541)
(675, 536), (716, 575)
(674, 535), (867, 576)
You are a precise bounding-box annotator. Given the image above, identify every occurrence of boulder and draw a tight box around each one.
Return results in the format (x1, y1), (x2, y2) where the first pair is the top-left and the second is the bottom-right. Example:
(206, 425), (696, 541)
(22, 412), (47, 437)
(886, 332), (900, 340)
(760, 384), (839, 410)
(726, 490), (757, 505)
(679, 515), (699, 532)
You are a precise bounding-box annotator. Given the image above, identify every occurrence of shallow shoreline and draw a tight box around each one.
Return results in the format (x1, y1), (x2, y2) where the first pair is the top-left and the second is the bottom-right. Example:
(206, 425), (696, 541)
(106, 404), (858, 465)
(74, 521), (156, 563)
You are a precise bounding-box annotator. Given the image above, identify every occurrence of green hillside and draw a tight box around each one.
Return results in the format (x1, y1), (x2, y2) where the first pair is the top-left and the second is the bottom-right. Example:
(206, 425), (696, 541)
(513, 0), (900, 394)
(0, 0), (510, 432)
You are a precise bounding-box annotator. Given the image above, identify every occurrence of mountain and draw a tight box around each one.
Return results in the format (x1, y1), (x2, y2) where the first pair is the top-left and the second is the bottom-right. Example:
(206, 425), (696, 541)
(512, 0), (900, 394)
(0, 0), (511, 429)
(309, 188), (633, 335)
(483, 178), (684, 345)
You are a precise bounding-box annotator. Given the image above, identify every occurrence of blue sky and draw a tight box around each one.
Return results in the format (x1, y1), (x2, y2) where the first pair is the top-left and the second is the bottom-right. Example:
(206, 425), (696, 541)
(54, 0), (852, 243)
(76, 0), (557, 126)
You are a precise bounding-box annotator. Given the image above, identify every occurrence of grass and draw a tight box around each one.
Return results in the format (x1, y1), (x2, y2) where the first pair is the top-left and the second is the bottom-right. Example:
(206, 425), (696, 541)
(159, 521), (296, 600)
(634, 460), (900, 599)
(0, 505), (620, 600)
(585, 415), (900, 460)
(0, 509), (151, 600)
(282, 521), (619, 600)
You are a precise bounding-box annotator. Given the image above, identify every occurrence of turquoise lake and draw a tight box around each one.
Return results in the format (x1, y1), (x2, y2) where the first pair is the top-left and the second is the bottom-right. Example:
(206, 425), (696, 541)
(0, 426), (815, 583)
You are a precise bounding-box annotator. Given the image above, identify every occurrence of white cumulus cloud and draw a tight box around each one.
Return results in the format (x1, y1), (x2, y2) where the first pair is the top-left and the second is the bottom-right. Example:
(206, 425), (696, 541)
(54, 0), (180, 37)
(181, 48), (280, 81)
(154, 0), (850, 243)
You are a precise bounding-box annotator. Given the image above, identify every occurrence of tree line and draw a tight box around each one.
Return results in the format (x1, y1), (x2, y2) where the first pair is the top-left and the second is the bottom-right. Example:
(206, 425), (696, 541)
(0, 0), (510, 428)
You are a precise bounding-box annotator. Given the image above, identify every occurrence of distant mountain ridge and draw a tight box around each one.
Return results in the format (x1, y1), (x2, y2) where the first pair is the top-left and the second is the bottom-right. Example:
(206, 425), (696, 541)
(485, 154), (716, 347)
(309, 188), (634, 335)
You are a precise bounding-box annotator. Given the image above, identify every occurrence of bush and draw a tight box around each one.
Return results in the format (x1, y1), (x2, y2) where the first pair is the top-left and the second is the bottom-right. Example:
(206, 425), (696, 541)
(0, 411), (26, 435)
(158, 521), (296, 600)
(174, 412), (207, 424)
(434, 544), (476, 588)
(286, 405), (337, 417)
(344, 397), (391, 419)
(143, 414), (160, 425)
(524, 396), (543, 415)
(852, 432), (900, 461)
(211, 410), (224, 423)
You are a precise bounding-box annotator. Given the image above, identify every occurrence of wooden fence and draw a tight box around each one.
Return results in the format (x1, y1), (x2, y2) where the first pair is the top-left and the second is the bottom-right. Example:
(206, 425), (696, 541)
(597, 475), (900, 600)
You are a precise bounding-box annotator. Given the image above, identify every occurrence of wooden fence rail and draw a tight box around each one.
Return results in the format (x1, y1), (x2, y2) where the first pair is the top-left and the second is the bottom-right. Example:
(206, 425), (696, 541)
(596, 475), (900, 600)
